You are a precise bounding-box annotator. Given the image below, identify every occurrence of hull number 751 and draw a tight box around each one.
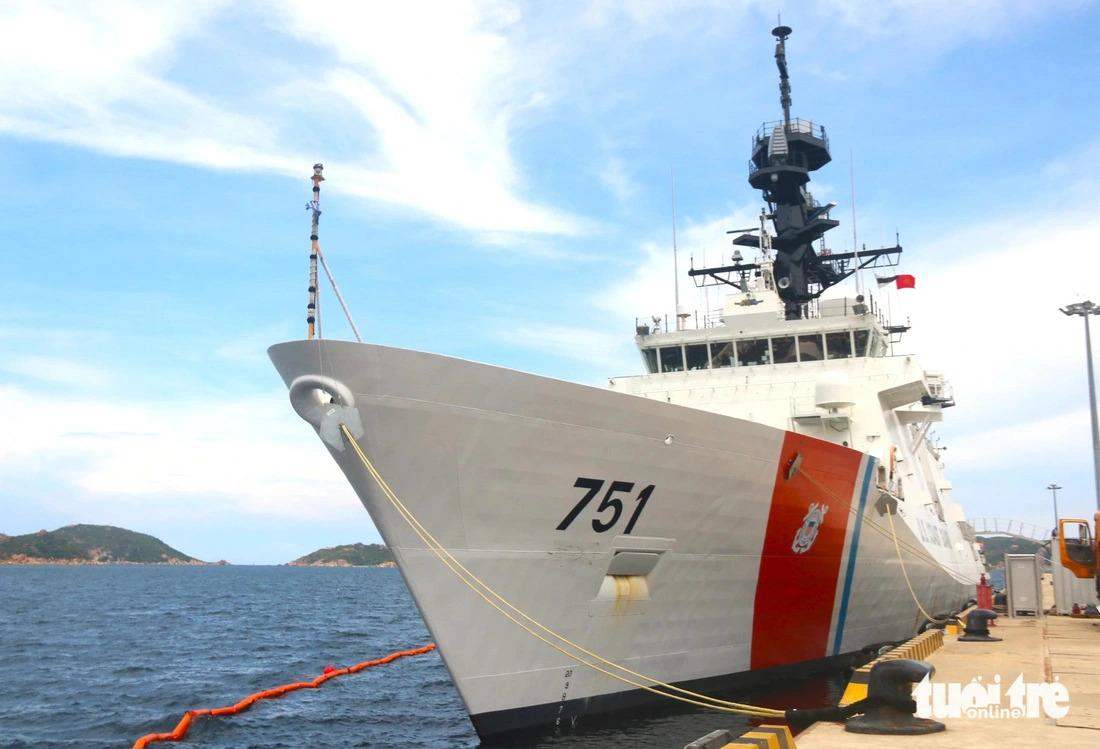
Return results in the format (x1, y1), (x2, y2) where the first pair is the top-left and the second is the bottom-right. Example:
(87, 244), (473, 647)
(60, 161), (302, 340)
(555, 477), (655, 534)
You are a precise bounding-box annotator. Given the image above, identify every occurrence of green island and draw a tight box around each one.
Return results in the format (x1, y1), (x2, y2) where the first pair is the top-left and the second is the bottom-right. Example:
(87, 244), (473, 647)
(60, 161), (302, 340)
(0, 525), (1039, 570)
(977, 535), (1047, 568)
(0, 524), (222, 565)
(288, 542), (395, 567)
(288, 538), (1032, 570)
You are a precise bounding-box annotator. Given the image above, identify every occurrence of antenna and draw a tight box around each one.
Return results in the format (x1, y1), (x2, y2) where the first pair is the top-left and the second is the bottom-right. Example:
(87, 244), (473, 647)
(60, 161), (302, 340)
(304, 164), (363, 343)
(772, 23), (793, 126)
(850, 151), (861, 297)
(703, 246), (710, 320)
(307, 163), (324, 339)
(671, 168), (681, 330)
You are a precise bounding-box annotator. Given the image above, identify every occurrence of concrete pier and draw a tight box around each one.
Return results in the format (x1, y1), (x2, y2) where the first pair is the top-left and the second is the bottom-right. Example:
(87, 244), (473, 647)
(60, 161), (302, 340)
(797, 576), (1100, 748)
(684, 575), (1099, 748)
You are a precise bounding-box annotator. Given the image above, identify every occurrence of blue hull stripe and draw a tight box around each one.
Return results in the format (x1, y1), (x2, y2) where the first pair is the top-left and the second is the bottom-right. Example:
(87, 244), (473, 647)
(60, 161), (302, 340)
(832, 458), (875, 655)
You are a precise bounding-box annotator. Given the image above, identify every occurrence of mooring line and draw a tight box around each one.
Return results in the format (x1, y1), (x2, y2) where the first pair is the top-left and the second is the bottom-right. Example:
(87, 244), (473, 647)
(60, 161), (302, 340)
(797, 469), (964, 622)
(798, 469), (977, 577)
(339, 423), (787, 719)
(131, 645), (435, 748)
(886, 510), (954, 623)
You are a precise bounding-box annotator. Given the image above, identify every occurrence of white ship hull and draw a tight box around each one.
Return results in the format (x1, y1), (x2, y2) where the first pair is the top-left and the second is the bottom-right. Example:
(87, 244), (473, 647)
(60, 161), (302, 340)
(269, 339), (980, 739)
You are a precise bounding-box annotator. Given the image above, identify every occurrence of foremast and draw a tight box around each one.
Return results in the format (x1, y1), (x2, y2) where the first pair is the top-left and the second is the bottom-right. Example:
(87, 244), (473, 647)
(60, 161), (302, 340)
(690, 26), (901, 321)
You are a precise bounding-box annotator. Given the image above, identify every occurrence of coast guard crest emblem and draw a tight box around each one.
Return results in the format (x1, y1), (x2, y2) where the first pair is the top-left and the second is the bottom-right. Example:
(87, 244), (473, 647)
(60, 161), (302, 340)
(791, 503), (829, 554)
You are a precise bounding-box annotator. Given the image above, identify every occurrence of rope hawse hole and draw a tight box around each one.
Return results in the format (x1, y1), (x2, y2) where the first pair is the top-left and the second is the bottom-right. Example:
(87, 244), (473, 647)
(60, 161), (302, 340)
(288, 375), (363, 450)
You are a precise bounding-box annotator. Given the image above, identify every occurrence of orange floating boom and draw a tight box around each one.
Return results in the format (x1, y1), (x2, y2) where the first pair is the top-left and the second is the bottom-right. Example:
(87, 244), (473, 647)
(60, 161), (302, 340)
(132, 644), (436, 748)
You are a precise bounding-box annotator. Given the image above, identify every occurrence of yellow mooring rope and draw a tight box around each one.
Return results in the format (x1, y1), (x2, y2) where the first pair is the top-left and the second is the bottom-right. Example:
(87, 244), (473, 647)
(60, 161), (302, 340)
(338, 423), (785, 719)
(797, 470), (972, 575)
(886, 510), (954, 623)
(797, 470), (963, 623)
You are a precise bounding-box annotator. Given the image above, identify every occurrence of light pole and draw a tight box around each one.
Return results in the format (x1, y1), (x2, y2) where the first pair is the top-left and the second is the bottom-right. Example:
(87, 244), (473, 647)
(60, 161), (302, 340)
(1061, 300), (1100, 512)
(1047, 483), (1061, 535)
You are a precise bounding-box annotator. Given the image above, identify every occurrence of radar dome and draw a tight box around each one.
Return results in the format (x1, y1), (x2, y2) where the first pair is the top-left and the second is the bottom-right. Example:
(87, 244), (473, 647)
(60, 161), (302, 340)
(815, 371), (855, 410)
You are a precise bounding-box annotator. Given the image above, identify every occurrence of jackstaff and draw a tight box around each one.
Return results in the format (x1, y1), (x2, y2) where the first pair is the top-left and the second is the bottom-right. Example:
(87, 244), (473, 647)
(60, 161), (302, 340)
(307, 163), (324, 339)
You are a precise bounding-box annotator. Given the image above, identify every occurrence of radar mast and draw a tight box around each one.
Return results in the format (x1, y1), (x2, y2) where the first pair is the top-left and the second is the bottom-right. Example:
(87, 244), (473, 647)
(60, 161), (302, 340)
(689, 26), (901, 320)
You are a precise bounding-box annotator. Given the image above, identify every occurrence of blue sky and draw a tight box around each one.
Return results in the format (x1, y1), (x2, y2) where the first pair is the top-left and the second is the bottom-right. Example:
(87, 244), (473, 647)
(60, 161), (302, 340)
(2, 0), (1099, 564)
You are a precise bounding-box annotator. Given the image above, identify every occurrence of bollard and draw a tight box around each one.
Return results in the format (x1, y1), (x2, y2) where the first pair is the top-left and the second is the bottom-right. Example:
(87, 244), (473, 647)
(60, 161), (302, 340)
(920, 612), (955, 632)
(957, 608), (1001, 642)
(845, 659), (946, 735)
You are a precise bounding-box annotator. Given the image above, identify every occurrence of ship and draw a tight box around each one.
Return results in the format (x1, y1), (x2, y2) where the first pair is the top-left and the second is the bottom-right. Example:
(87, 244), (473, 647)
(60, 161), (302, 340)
(269, 26), (985, 740)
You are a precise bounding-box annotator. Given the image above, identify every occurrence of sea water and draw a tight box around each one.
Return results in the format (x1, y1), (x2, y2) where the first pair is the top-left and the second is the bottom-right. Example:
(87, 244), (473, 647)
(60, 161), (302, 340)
(0, 566), (840, 748)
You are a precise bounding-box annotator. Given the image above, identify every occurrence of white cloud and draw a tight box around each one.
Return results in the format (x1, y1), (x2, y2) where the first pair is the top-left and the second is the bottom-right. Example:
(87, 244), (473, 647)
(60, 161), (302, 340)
(899, 212), (1100, 433)
(0, 384), (357, 522)
(596, 209), (763, 325)
(0, 0), (585, 237)
(284, 0), (588, 235)
(1040, 136), (1100, 191)
(0, 0), (1086, 240)
(214, 325), (300, 366)
(0, 1), (221, 81)
(490, 321), (634, 373)
(597, 157), (637, 204)
(482, 210), (763, 380)
(2, 355), (112, 390)
(820, 0), (1076, 46)
(0, 1), (284, 169)
(946, 408), (1091, 471)
(572, 0), (1082, 60)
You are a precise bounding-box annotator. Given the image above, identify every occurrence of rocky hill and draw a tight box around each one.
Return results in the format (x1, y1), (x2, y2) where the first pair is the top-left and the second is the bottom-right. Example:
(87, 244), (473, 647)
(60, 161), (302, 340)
(289, 543), (395, 567)
(977, 535), (1047, 567)
(0, 524), (211, 565)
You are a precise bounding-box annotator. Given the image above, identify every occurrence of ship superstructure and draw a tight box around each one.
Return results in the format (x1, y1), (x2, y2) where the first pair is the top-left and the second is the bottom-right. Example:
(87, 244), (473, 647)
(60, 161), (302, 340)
(269, 25), (984, 741)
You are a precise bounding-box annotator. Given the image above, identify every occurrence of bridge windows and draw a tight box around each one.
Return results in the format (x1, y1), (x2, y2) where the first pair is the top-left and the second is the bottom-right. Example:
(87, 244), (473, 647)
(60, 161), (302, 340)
(798, 334), (823, 361)
(659, 346), (685, 372)
(854, 329), (871, 356)
(772, 335), (797, 363)
(685, 343), (710, 371)
(711, 342), (734, 368)
(826, 331), (853, 359)
(639, 326), (881, 373)
(737, 338), (771, 366)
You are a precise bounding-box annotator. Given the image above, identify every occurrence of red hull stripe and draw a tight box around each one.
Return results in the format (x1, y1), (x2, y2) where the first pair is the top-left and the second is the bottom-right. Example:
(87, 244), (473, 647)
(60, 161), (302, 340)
(750, 432), (864, 669)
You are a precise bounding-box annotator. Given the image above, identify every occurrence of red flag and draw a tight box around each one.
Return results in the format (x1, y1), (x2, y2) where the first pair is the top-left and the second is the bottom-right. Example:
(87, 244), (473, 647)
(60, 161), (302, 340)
(895, 274), (915, 289)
